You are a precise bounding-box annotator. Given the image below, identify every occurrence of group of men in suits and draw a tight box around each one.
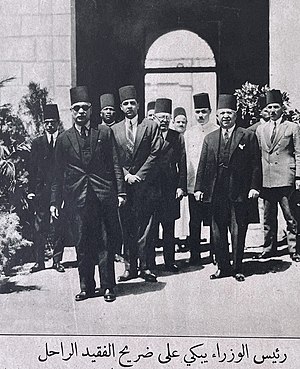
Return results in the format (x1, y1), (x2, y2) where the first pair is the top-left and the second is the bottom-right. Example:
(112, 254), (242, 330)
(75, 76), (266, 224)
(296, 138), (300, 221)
(27, 84), (300, 303)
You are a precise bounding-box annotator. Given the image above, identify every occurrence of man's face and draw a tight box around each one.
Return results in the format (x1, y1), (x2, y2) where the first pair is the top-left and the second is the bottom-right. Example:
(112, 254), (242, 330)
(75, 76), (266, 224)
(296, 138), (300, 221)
(147, 109), (155, 120)
(266, 103), (283, 121)
(194, 108), (211, 125)
(71, 102), (92, 126)
(44, 119), (59, 134)
(120, 99), (139, 119)
(101, 106), (116, 125)
(217, 108), (237, 129)
(155, 112), (171, 132)
(173, 115), (187, 134)
(261, 106), (270, 121)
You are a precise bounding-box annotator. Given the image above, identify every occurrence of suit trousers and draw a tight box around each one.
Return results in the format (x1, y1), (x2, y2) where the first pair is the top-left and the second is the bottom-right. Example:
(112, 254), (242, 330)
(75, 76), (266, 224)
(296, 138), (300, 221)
(149, 215), (176, 267)
(119, 191), (156, 273)
(261, 187), (297, 254)
(211, 197), (248, 273)
(69, 190), (116, 292)
(33, 208), (64, 265)
(188, 194), (206, 256)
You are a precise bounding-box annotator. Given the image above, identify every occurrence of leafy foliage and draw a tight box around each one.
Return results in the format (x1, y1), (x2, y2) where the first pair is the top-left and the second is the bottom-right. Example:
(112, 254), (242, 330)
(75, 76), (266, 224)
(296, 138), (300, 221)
(0, 211), (32, 275)
(235, 81), (295, 126)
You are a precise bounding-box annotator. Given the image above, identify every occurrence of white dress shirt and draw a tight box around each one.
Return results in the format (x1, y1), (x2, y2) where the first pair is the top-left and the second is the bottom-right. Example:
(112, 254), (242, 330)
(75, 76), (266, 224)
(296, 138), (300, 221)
(125, 115), (138, 141)
(185, 121), (219, 193)
(221, 124), (235, 140)
(46, 131), (59, 146)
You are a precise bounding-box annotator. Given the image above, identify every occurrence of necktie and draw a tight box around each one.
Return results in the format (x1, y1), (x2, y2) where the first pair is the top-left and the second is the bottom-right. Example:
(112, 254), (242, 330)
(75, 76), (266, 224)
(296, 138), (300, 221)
(50, 134), (54, 148)
(224, 129), (229, 144)
(270, 121), (277, 143)
(81, 125), (87, 138)
(126, 120), (135, 156)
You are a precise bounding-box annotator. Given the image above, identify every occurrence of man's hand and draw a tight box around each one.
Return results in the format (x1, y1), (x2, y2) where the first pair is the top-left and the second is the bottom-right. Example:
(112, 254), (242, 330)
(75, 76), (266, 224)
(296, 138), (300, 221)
(296, 180), (300, 190)
(118, 196), (126, 207)
(194, 191), (204, 202)
(27, 193), (35, 200)
(248, 189), (260, 199)
(176, 188), (184, 200)
(50, 205), (59, 220)
(125, 173), (142, 185)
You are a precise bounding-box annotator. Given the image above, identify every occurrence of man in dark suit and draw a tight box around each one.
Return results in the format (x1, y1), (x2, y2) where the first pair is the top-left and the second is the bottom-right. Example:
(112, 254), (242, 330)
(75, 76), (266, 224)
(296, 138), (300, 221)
(151, 98), (187, 272)
(100, 93), (117, 127)
(112, 85), (162, 282)
(50, 86), (126, 302)
(194, 94), (261, 282)
(28, 104), (65, 273)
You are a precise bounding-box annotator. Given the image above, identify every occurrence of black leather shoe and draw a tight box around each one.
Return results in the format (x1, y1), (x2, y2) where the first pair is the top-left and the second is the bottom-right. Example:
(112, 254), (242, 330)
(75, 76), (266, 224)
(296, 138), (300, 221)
(210, 269), (231, 280)
(75, 291), (89, 301)
(117, 270), (138, 282)
(165, 264), (179, 273)
(140, 270), (157, 282)
(30, 263), (45, 273)
(53, 262), (65, 273)
(290, 253), (300, 262)
(234, 273), (245, 282)
(104, 288), (116, 302)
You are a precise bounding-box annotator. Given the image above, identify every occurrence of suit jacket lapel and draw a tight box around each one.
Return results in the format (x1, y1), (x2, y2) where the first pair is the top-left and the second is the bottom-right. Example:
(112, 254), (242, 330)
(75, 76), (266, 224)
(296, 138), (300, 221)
(90, 127), (100, 158)
(228, 127), (244, 162)
(114, 120), (127, 155)
(133, 121), (146, 157)
(269, 121), (286, 152)
(212, 128), (221, 162)
(42, 134), (50, 156)
(66, 127), (80, 158)
(262, 122), (272, 149)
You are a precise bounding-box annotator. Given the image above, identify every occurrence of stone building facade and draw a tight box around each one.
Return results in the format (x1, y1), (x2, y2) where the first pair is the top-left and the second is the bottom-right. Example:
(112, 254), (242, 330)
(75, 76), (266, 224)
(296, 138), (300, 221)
(0, 0), (75, 127)
(0, 0), (299, 128)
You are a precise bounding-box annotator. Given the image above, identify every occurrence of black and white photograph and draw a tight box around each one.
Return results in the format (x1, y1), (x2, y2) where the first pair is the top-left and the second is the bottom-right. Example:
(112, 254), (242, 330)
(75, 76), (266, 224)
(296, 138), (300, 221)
(0, 0), (299, 367)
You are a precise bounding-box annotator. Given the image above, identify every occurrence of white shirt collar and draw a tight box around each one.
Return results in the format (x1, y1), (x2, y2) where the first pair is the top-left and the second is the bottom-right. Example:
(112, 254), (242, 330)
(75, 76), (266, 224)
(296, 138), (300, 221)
(222, 124), (235, 137)
(74, 121), (91, 134)
(46, 130), (58, 143)
(125, 115), (138, 126)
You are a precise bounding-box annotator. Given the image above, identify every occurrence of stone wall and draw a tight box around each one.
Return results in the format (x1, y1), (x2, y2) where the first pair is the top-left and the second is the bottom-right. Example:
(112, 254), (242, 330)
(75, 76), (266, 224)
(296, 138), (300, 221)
(0, 0), (74, 128)
(270, 0), (300, 109)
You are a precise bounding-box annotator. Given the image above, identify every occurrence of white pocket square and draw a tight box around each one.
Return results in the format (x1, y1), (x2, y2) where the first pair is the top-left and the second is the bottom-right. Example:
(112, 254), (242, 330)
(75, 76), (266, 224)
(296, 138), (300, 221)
(239, 144), (245, 150)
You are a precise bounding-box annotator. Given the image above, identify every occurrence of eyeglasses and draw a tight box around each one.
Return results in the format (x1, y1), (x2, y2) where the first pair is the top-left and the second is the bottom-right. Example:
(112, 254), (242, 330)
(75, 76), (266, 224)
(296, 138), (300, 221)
(154, 114), (171, 122)
(71, 104), (91, 112)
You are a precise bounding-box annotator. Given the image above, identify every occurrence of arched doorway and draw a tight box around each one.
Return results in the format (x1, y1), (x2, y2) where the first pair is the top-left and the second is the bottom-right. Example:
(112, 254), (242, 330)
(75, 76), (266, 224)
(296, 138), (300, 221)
(144, 30), (217, 126)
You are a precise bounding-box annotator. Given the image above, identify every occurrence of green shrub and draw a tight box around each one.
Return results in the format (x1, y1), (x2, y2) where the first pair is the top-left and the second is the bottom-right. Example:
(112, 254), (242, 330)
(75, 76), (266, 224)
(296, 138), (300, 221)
(0, 211), (32, 275)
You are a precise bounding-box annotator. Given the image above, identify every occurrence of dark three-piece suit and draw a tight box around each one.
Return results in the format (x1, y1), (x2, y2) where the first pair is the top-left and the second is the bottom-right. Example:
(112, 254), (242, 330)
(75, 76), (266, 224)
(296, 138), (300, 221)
(195, 126), (262, 274)
(51, 125), (125, 292)
(150, 128), (187, 267)
(112, 117), (161, 274)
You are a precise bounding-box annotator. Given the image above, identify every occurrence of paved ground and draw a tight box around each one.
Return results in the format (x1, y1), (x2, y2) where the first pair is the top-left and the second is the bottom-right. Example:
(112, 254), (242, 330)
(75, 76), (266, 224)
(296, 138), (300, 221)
(0, 224), (299, 337)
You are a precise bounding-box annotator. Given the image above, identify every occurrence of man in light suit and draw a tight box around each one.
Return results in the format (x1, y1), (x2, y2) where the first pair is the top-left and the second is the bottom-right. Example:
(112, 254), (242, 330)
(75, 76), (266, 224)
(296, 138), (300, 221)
(194, 94), (261, 281)
(256, 89), (300, 261)
(185, 93), (219, 265)
(150, 98), (187, 272)
(50, 86), (126, 302)
(112, 85), (162, 282)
